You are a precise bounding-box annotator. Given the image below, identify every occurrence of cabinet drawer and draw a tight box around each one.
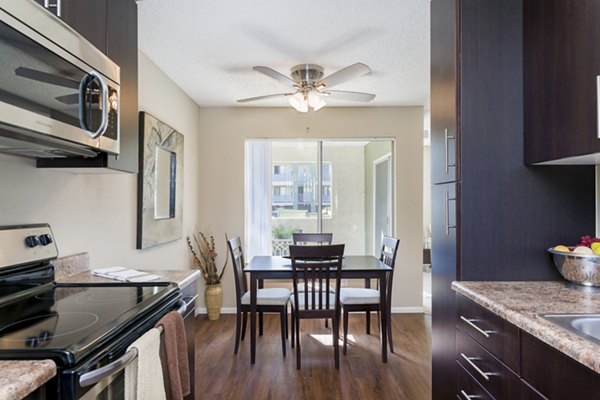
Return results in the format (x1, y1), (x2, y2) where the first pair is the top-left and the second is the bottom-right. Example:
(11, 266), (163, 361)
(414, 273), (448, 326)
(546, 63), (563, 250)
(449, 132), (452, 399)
(456, 294), (520, 372)
(456, 361), (494, 400)
(456, 328), (520, 400)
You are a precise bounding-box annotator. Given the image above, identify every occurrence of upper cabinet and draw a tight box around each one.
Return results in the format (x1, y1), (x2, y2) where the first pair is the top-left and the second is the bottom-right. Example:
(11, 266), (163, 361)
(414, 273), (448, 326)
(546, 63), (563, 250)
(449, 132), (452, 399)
(524, 0), (600, 165)
(34, 0), (108, 52)
(430, 0), (459, 184)
(34, 0), (139, 173)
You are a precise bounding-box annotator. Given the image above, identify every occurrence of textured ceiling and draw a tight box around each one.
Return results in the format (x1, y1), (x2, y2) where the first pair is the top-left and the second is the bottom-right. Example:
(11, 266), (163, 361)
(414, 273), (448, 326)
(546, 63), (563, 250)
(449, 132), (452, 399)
(138, 0), (430, 108)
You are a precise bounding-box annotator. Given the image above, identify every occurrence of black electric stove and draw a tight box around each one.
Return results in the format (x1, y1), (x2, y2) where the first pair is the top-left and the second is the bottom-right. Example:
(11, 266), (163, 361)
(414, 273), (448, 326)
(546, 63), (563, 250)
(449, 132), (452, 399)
(0, 224), (182, 399)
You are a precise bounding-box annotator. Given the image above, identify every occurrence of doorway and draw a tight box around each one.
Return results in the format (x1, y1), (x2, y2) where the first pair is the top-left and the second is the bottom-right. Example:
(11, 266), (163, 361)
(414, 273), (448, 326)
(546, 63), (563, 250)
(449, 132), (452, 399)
(373, 154), (392, 255)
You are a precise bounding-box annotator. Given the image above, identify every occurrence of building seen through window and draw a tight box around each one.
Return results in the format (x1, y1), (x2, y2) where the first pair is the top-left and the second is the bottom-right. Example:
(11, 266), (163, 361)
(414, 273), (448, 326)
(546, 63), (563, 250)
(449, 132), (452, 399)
(272, 162), (332, 218)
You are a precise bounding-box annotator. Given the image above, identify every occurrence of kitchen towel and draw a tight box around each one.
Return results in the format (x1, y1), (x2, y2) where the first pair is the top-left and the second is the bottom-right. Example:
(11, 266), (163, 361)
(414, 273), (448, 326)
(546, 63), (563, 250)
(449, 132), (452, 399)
(155, 311), (190, 400)
(124, 328), (167, 400)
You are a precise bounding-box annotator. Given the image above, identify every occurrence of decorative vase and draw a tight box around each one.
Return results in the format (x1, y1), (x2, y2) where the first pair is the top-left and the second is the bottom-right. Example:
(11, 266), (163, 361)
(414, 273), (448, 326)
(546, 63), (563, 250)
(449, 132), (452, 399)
(205, 283), (223, 320)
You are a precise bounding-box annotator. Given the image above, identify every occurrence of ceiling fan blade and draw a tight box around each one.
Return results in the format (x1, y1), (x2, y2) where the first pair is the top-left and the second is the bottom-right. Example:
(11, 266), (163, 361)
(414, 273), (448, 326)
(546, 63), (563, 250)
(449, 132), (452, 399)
(237, 92), (294, 103)
(253, 66), (296, 87)
(317, 63), (371, 89)
(55, 93), (80, 104)
(326, 90), (376, 102)
(15, 67), (80, 89)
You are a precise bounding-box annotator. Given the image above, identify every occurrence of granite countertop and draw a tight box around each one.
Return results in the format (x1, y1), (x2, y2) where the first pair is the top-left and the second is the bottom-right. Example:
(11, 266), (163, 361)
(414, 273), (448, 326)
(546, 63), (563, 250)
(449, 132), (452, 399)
(0, 360), (56, 400)
(452, 281), (600, 374)
(56, 269), (201, 289)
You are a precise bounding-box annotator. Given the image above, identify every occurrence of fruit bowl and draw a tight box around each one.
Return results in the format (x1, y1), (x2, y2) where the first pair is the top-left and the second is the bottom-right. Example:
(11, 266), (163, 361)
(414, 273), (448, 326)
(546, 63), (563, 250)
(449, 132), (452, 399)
(548, 248), (600, 287)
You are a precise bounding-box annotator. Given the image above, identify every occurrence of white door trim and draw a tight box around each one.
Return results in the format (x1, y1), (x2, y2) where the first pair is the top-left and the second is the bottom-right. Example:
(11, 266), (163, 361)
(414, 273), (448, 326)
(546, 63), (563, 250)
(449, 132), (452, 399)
(372, 153), (392, 254)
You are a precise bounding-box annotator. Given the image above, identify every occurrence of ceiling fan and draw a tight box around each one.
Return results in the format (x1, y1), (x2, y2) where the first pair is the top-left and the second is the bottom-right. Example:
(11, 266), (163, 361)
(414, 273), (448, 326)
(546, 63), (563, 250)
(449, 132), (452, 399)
(237, 62), (375, 112)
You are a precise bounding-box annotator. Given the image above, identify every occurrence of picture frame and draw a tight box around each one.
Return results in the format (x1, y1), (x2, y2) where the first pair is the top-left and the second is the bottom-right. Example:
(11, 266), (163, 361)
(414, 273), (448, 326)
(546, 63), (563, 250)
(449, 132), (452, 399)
(136, 112), (184, 249)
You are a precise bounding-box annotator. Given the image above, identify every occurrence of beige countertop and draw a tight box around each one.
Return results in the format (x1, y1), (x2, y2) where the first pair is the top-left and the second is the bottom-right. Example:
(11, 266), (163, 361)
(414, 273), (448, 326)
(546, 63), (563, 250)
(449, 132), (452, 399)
(452, 281), (600, 375)
(56, 269), (201, 289)
(0, 360), (56, 400)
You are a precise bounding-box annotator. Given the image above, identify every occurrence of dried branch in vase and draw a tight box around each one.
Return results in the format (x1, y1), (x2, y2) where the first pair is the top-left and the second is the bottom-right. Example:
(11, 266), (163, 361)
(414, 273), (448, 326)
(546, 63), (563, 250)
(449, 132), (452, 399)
(186, 231), (228, 285)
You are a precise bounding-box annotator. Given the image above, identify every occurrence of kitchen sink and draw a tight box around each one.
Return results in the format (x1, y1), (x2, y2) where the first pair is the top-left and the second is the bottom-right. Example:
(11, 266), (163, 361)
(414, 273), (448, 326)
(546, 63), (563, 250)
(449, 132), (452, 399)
(541, 314), (600, 345)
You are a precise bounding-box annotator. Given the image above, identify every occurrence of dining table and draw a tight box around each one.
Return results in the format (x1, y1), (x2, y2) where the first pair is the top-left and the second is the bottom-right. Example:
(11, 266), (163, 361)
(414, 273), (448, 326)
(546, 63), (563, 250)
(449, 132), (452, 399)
(245, 255), (393, 364)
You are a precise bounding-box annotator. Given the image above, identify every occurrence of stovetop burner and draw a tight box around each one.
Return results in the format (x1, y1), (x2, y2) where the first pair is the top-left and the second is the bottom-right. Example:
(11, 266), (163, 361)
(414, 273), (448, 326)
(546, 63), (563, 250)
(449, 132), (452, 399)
(0, 312), (99, 346)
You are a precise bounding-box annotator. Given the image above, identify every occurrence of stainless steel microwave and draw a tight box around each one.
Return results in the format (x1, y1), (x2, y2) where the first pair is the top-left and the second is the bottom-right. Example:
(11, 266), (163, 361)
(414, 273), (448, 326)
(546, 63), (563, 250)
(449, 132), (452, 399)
(0, 0), (119, 159)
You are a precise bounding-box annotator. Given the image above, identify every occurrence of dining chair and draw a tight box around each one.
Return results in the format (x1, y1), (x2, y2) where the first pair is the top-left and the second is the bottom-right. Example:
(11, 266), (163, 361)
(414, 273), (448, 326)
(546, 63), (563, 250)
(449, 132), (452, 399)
(339, 236), (400, 355)
(227, 236), (290, 357)
(289, 244), (345, 369)
(292, 232), (333, 245)
(292, 232), (335, 328)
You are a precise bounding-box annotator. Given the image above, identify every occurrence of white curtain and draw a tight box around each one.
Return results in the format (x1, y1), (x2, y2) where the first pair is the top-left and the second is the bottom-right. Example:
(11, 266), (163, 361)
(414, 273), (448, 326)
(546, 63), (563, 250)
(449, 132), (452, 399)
(245, 140), (273, 260)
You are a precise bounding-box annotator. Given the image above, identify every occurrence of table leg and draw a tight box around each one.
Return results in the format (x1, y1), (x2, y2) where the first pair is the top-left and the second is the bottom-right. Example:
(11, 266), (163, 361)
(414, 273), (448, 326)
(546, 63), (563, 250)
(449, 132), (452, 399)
(258, 279), (264, 336)
(251, 273), (257, 364)
(379, 272), (388, 363)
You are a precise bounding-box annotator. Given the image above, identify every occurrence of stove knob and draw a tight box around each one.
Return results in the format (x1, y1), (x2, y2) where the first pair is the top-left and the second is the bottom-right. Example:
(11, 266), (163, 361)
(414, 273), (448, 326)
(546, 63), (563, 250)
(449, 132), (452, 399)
(25, 235), (40, 248)
(26, 337), (40, 348)
(39, 234), (53, 246)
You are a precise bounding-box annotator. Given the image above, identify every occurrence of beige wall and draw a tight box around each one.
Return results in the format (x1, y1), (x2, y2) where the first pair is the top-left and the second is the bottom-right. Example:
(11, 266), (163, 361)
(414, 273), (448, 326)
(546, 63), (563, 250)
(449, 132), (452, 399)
(197, 107), (424, 311)
(0, 51), (201, 273)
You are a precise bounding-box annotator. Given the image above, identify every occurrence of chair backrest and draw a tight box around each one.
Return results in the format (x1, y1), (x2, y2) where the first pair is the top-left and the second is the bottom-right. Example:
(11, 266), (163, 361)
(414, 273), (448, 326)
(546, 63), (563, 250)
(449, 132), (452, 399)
(379, 236), (400, 299)
(227, 236), (247, 309)
(292, 233), (333, 245)
(289, 244), (345, 316)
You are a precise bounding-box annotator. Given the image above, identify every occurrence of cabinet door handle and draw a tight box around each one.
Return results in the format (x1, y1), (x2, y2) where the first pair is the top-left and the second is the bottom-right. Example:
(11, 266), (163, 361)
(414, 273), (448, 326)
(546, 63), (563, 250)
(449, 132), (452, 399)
(43, 0), (62, 17)
(444, 128), (456, 173)
(596, 76), (600, 139)
(460, 353), (493, 381)
(460, 316), (493, 338)
(445, 190), (457, 235)
(458, 390), (480, 400)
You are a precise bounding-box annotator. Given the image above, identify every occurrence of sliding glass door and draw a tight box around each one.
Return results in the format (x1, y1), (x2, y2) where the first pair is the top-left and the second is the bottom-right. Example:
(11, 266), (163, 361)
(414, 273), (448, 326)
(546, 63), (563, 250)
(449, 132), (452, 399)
(245, 139), (393, 258)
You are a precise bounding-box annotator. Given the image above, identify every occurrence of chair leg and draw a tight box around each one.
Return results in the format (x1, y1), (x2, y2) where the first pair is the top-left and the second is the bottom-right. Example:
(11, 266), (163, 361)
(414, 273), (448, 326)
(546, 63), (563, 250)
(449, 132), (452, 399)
(366, 311), (370, 334)
(325, 318), (329, 328)
(285, 303), (289, 339)
(259, 311), (264, 336)
(241, 311), (248, 341)
(296, 315), (301, 370)
(234, 311), (242, 355)
(343, 308), (349, 355)
(291, 308), (295, 348)
(333, 315), (340, 369)
(387, 309), (394, 353)
(280, 309), (287, 357)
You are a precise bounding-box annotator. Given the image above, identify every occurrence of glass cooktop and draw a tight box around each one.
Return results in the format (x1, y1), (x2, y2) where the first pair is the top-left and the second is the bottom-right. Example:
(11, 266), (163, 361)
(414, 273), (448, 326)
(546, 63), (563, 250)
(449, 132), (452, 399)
(0, 284), (179, 366)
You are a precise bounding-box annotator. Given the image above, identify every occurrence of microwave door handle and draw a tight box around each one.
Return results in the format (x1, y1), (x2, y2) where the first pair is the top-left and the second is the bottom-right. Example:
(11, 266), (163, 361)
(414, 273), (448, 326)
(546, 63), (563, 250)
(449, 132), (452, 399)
(78, 71), (109, 139)
(79, 347), (138, 387)
(87, 71), (109, 139)
(78, 74), (91, 132)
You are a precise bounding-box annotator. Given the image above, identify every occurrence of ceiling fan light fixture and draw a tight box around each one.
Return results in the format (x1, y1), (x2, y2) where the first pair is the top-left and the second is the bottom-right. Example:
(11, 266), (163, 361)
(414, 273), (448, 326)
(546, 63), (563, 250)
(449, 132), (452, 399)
(307, 91), (326, 111)
(288, 92), (308, 113)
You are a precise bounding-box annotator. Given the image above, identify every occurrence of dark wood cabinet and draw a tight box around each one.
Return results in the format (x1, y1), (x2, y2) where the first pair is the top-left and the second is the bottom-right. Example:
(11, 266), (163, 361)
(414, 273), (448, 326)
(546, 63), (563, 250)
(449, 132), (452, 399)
(430, 0), (458, 185)
(34, 0), (108, 52)
(34, 0), (139, 173)
(524, 0), (600, 164)
(430, 0), (596, 398)
(455, 294), (600, 399)
(521, 331), (600, 399)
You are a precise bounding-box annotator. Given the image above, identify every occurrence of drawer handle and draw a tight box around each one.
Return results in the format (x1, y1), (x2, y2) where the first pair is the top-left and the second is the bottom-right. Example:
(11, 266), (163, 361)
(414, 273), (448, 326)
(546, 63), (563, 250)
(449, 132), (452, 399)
(444, 128), (456, 173)
(458, 390), (481, 400)
(460, 316), (492, 338)
(460, 353), (492, 381)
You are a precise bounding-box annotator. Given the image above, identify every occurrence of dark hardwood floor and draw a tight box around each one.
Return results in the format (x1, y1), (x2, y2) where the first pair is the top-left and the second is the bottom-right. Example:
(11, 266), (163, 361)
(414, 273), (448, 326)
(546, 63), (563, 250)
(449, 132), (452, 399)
(195, 313), (432, 400)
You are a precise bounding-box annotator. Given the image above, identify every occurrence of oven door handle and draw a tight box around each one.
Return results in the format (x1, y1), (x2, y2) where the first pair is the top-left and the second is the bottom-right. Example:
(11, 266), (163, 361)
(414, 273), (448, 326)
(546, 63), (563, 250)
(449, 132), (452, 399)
(79, 299), (187, 387)
(79, 347), (138, 387)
